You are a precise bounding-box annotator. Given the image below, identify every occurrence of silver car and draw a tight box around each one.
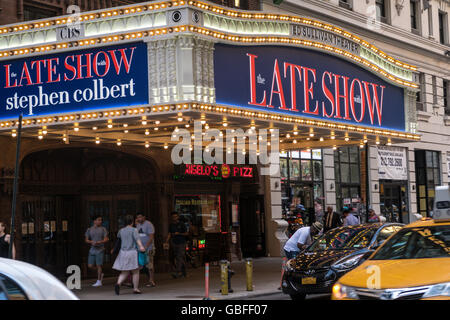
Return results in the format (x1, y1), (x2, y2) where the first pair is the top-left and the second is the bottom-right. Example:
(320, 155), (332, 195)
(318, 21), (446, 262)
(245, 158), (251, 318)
(0, 258), (78, 300)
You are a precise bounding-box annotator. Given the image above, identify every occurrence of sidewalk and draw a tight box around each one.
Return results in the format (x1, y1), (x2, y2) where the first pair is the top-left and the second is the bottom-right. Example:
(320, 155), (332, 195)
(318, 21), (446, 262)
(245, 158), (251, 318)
(74, 257), (284, 300)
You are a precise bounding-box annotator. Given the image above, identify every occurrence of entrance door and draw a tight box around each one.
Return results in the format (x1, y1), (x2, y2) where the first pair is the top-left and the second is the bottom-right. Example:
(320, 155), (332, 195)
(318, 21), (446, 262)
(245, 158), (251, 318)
(380, 182), (408, 223)
(19, 195), (79, 277)
(82, 194), (142, 275)
(239, 195), (265, 258)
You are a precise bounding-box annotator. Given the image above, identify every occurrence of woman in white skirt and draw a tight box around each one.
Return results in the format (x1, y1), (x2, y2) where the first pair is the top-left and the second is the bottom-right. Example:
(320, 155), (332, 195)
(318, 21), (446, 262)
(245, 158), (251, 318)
(113, 216), (146, 295)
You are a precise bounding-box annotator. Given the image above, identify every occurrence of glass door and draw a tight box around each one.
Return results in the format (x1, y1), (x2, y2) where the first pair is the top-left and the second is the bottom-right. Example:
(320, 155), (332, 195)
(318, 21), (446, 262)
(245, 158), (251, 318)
(380, 182), (408, 223)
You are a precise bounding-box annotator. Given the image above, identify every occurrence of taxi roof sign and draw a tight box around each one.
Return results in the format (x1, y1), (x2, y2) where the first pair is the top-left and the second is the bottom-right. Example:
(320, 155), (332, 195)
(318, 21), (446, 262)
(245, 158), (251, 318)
(433, 186), (450, 222)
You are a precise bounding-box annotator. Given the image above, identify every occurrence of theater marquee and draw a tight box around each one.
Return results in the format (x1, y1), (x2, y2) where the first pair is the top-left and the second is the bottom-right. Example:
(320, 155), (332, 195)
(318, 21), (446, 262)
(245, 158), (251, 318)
(214, 44), (406, 132)
(0, 42), (148, 120)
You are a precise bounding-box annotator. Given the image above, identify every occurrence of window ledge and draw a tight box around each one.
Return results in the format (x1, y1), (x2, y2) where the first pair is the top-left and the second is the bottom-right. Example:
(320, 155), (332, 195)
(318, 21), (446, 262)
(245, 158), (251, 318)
(444, 115), (450, 126)
(416, 111), (432, 122)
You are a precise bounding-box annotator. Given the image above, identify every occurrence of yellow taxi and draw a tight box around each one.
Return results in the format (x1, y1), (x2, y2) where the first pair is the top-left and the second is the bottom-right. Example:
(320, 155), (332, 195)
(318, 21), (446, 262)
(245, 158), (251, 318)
(332, 216), (450, 300)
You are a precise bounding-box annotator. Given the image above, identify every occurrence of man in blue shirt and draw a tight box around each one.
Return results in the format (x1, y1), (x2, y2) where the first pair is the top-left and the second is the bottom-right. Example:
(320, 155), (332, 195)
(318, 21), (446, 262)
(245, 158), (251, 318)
(343, 209), (359, 226)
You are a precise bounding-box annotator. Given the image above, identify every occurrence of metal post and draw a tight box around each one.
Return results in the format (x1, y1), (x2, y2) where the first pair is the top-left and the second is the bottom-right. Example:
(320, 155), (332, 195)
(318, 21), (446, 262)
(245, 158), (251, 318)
(245, 258), (253, 291)
(220, 260), (228, 295)
(203, 262), (210, 300)
(227, 261), (234, 293)
(9, 114), (22, 260)
(365, 143), (370, 223)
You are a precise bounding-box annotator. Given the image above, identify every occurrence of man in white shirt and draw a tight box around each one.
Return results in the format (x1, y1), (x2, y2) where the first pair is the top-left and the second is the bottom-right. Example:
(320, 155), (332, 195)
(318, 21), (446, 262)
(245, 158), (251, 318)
(284, 222), (323, 259)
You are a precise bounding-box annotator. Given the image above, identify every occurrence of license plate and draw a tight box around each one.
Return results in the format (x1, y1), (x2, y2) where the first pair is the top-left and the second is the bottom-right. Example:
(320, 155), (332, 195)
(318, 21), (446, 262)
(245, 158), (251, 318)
(302, 277), (316, 285)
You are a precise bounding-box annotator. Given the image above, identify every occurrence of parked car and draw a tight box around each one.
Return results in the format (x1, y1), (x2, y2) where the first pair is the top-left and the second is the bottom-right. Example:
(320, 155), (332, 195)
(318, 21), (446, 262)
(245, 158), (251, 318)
(282, 223), (404, 300)
(332, 216), (450, 300)
(0, 258), (78, 300)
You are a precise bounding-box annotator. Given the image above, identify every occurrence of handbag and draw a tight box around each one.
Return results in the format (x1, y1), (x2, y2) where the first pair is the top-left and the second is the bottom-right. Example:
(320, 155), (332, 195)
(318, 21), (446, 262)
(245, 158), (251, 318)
(138, 251), (149, 266)
(112, 238), (121, 255)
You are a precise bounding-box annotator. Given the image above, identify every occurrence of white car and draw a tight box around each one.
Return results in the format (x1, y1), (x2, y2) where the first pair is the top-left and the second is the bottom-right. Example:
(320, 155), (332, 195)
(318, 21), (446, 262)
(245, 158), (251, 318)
(0, 258), (78, 300)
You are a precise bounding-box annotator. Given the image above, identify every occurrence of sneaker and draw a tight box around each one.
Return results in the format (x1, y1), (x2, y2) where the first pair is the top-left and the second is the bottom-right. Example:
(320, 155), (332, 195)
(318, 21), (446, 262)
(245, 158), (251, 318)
(92, 280), (102, 287)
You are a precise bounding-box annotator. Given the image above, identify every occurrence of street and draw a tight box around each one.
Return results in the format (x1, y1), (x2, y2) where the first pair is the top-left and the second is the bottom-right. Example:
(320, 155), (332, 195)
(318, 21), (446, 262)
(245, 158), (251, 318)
(244, 292), (331, 300)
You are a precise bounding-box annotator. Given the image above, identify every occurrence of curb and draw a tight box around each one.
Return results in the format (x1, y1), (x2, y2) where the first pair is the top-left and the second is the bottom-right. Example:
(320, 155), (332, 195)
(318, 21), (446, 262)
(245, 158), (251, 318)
(214, 289), (282, 300)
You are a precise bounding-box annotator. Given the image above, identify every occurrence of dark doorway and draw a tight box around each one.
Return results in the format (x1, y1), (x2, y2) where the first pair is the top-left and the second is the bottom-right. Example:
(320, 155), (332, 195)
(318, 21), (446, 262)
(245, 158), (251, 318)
(239, 195), (265, 258)
(379, 181), (409, 223)
(18, 148), (157, 277)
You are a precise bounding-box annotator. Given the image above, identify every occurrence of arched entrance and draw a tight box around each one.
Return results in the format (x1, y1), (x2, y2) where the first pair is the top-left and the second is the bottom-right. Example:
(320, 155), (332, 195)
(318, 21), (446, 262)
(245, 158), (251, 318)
(18, 147), (160, 277)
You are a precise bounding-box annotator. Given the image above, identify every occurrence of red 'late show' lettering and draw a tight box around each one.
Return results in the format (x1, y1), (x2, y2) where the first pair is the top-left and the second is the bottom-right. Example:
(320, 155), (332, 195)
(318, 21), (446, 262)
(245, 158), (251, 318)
(3, 46), (137, 88)
(246, 52), (387, 127)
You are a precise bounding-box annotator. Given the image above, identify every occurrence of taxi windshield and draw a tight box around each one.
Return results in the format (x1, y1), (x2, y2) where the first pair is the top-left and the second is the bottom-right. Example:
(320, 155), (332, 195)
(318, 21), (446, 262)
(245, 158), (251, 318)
(371, 225), (450, 260)
(307, 227), (376, 252)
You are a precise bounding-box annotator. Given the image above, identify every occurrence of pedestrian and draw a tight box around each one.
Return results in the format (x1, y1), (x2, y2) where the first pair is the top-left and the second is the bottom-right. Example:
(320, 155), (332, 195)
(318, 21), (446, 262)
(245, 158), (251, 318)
(113, 216), (146, 295)
(0, 222), (15, 259)
(283, 222), (323, 259)
(85, 215), (109, 287)
(368, 209), (381, 223)
(323, 206), (342, 233)
(314, 200), (324, 224)
(135, 213), (156, 287)
(165, 212), (189, 279)
(342, 209), (359, 226)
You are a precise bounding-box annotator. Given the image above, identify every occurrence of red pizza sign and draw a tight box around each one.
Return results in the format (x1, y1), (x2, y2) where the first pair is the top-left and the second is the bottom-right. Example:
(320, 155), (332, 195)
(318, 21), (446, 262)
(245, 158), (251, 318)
(183, 164), (254, 179)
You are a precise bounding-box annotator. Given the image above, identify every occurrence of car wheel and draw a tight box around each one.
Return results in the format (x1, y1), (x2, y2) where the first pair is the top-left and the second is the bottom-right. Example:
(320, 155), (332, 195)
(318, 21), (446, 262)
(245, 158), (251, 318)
(289, 293), (306, 300)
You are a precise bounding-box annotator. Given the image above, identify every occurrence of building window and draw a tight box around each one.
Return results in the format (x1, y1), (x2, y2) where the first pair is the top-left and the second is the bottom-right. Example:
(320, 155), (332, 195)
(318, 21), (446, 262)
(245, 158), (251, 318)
(439, 11), (449, 45)
(174, 195), (222, 234)
(415, 150), (441, 217)
(334, 146), (362, 213)
(339, 0), (352, 10)
(280, 149), (324, 224)
(444, 80), (449, 115)
(410, 0), (420, 34)
(433, 76), (437, 105)
(23, 4), (61, 21)
(416, 73), (425, 111)
(376, 0), (387, 23)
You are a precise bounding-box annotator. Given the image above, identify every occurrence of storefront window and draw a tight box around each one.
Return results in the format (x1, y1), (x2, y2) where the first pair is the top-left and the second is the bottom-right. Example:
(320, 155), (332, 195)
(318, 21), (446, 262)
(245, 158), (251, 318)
(301, 160), (312, 181)
(415, 150), (441, 217)
(280, 149), (324, 219)
(334, 146), (362, 213)
(174, 195), (221, 234)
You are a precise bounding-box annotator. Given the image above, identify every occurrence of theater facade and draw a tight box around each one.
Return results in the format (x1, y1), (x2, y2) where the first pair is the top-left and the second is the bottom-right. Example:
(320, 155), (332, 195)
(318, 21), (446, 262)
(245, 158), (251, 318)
(0, 1), (420, 276)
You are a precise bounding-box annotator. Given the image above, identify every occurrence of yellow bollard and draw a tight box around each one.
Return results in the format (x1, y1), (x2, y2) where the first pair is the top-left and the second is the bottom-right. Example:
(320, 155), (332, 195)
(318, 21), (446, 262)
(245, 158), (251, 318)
(220, 260), (228, 295)
(246, 258), (253, 291)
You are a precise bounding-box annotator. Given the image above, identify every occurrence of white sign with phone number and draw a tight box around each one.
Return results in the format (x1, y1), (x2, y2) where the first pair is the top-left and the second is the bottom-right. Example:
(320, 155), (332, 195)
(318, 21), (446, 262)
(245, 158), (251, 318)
(377, 146), (407, 180)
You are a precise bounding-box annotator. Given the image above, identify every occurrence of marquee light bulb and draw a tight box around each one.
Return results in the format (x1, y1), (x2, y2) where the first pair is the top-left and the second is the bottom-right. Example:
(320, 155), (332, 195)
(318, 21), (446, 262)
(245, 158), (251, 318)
(155, 120), (160, 125)
(11, 130), (17, 137)
(95, 137), (100, 144)
(164, 144), (168, 149)
(116, 139), (122, 146)
(145, 129), (150, 135)
(145, 142), (150, 148)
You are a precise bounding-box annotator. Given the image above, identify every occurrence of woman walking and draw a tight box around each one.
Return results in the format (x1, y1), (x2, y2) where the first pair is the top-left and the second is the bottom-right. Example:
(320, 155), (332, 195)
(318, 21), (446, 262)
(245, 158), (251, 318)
(113, 216), (146, 295)
(0, 222), (15, 259)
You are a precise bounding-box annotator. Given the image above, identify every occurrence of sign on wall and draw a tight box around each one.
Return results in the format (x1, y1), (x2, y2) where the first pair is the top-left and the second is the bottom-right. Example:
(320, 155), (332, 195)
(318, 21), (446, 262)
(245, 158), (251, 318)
(377, 146), (408, 180)
(214, 44), (406, 131)
(447, 153), (450, 179)
(0, 42), (149, 120)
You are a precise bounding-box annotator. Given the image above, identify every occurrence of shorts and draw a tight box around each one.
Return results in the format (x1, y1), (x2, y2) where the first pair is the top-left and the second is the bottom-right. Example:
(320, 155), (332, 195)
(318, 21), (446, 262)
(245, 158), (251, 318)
(146, 248), (155, 271)
(88, 251), (105, 266)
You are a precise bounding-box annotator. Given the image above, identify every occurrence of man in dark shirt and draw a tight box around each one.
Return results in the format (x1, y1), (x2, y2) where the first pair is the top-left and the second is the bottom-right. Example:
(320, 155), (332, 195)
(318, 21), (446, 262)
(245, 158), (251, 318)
(165, 212), (188, 278)
(323, 206), (342, 233)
